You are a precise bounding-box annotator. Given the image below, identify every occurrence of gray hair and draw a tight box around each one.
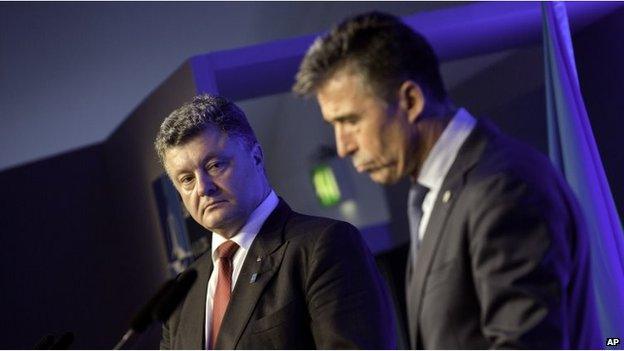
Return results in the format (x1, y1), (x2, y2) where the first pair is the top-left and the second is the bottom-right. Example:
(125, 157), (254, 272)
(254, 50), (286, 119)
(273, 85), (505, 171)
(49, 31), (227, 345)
(154, 94), (258, 166)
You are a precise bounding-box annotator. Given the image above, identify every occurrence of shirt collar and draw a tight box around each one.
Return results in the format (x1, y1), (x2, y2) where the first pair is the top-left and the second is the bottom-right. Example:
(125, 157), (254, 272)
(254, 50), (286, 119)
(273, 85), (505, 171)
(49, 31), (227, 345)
(211, 190), (279, 259)
(417, 108), (476, 191)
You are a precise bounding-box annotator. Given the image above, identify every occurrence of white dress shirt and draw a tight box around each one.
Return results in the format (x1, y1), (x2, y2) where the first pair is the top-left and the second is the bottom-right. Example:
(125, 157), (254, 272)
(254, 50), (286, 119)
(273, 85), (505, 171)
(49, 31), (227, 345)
(204, 190), (279, 348)
(416, 108), (476, 242)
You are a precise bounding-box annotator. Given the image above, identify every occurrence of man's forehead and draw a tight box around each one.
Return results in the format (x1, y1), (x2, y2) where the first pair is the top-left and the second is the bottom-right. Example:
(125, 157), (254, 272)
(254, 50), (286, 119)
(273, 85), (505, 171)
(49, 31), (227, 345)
(317, 70), (379, 119)
(180, 128), (222, 150)
(164, 129), (228, 166)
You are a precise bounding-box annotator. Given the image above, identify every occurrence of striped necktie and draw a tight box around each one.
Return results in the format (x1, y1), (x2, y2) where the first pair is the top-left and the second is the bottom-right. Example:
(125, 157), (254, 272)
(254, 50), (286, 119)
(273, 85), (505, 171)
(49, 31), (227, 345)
(209, 240), (239, 349)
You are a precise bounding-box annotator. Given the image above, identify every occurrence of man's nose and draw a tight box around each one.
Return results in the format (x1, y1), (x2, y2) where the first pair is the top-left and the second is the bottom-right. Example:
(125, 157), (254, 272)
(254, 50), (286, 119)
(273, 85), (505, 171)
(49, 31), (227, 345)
(335, 126), (356, 158)
(196, 172), (217, 197)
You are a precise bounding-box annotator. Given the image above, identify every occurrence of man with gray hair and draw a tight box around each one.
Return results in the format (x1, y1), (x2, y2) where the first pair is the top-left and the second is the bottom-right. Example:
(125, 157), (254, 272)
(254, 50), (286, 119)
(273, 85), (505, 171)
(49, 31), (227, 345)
(155, 94), (396, 349)
(294, 11), (600, 349)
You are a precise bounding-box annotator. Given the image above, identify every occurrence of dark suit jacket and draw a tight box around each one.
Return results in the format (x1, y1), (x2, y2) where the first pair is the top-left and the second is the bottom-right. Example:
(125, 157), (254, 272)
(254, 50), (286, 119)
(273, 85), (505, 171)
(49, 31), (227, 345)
(161, 199), (397, 349)
(406, 118), (601, 349)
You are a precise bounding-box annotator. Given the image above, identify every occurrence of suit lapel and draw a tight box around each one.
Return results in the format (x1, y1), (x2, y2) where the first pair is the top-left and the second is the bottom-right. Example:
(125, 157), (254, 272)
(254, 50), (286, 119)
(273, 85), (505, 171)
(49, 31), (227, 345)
(177, 247), (213, 349)
(215, 199), (291, 349)
(410, 120), (489, 347)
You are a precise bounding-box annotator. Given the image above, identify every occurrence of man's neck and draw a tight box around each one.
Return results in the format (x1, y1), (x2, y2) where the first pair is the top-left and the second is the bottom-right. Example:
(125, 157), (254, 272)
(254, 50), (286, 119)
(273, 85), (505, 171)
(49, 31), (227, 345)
(410, 108), (456, 182)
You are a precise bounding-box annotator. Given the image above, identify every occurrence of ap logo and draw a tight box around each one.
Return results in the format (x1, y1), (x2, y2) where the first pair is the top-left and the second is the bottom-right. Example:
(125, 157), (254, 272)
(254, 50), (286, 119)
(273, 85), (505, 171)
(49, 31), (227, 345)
(606, 338), (620, 347)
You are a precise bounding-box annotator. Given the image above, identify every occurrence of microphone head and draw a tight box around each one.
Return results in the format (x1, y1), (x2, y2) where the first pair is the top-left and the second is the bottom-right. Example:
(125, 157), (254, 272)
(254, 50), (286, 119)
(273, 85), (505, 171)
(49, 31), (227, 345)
(152, 269), (198, 323)
(129, 279), (176, 333)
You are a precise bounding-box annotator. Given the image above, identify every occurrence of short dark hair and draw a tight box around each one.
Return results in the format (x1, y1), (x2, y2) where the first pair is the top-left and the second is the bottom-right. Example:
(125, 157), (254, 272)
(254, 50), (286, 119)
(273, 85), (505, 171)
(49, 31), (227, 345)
(154, 94), (258, 165)
(293, 11), (447, 103)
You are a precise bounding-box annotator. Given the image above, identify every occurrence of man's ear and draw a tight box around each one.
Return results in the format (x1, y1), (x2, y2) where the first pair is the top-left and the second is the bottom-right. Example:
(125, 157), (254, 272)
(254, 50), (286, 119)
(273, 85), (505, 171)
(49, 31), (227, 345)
(398, 80), (425, 124)
(251, 143), (264, 168)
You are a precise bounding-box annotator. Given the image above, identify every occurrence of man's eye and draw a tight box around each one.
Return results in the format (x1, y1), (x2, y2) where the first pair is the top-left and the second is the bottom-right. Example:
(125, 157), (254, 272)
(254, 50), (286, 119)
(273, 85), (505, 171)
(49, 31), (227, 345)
(346, 117), (359, 125)
(180, 176), (194, 184)
(208, 161), (226, 173)
(336, 117), (358, 126)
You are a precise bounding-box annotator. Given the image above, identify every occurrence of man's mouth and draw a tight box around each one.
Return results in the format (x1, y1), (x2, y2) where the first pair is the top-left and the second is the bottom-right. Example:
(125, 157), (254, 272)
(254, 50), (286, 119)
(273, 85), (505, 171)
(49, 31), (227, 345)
(204, 200), (226, 211)
(356, 164), (385, 174)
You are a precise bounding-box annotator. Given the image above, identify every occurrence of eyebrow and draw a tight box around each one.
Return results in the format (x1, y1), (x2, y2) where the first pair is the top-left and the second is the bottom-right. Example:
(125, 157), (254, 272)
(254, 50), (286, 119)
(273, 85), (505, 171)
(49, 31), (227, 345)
(171, 152), (220, 177)
(199, 153), (220, 165)
(326, 113), (358, 124)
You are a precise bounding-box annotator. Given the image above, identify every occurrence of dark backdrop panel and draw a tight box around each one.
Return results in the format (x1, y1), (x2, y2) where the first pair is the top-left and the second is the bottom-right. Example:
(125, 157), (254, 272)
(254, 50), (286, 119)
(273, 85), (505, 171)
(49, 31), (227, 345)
(0, 61), (198, 349)
(0, 144), (119, 349)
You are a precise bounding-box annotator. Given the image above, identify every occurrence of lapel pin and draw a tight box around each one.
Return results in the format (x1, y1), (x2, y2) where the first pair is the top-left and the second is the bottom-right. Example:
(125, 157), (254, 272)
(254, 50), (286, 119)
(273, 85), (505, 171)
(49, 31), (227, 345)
(442, 190), (452, 203)
(256, 256), (262, 262)
(250, 272), (258, 283)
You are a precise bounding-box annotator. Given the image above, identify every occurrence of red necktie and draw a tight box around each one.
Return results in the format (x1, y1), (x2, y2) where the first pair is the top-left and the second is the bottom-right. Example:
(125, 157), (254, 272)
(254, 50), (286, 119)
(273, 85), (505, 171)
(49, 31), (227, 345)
(209, 241), (239, 349)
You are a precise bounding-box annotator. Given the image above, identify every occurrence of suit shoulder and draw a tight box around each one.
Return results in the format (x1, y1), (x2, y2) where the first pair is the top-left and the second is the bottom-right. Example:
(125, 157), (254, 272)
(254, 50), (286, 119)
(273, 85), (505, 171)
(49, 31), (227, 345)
(461, 130), (585, 240)
(460, 128), (581, 222)
(468, 129), (565, 193)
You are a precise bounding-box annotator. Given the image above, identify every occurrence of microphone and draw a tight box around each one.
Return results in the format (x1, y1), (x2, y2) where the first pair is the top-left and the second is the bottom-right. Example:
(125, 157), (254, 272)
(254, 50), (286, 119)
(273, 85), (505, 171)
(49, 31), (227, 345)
(113, 269), (197, 350)
(129, 279), (177, 333)
(152, 269), (198, 323)
(113, 278), (176, 349)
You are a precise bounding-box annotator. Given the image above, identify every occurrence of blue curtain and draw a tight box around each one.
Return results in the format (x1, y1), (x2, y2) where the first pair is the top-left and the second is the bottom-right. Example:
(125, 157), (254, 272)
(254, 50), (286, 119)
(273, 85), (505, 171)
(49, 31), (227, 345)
(542, 1), (624, 338)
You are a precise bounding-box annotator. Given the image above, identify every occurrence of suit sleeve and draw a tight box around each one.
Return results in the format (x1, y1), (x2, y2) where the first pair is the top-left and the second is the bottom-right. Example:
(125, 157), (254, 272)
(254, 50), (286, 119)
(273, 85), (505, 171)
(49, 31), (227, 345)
(305, 221), (397, 349)
(467, 174), (573, 348)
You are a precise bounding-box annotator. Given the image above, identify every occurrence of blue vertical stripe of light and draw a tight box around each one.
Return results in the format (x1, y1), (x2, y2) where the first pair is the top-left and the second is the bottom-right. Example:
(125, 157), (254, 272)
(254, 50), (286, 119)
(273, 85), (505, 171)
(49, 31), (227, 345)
(542, 1), (624, 339)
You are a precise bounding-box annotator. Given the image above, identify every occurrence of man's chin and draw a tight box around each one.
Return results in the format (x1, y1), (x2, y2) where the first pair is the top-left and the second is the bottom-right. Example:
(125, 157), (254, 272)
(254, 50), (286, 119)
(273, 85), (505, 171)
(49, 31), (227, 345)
(200, 214), (229, 233)
(368, 170), (399, 185)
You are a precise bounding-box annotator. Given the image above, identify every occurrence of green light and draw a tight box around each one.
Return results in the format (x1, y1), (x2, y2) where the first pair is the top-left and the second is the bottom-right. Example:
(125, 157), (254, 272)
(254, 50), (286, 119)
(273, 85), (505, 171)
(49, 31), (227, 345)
(312, 165), (341, 207)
